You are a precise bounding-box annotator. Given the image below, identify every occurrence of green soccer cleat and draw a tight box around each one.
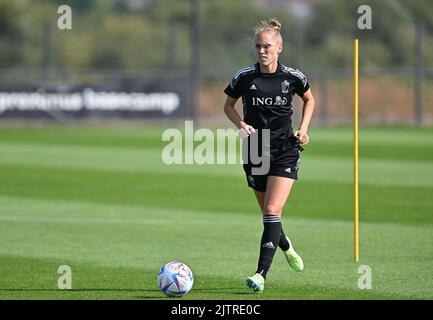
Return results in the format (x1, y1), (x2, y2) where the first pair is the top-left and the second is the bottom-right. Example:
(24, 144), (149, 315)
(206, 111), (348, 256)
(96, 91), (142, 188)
(245, 273), (265, 292)
(283, 237), (304, 272)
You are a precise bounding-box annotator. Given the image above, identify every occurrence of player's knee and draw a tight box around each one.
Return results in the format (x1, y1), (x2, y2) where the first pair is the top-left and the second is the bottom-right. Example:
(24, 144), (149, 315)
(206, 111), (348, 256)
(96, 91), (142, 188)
(263, 205), (282, 216)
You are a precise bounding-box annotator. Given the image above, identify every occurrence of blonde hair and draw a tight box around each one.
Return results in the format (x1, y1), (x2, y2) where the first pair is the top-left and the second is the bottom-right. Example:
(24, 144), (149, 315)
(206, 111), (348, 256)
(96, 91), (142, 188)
(254, 18), (282, 41)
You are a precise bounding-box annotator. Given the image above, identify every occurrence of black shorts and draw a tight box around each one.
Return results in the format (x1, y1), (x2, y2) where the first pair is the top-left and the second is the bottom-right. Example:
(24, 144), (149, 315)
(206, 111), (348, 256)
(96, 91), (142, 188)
(243, 144), (303, 192)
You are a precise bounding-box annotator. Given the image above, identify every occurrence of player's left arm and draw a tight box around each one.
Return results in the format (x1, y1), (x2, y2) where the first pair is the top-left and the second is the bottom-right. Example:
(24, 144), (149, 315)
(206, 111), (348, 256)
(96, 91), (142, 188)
(295, 89), (315, 145)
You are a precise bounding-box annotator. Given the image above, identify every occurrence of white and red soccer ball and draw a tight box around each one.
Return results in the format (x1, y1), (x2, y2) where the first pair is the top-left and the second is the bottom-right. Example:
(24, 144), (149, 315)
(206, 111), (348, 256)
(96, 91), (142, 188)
(157, 261), (194, 297)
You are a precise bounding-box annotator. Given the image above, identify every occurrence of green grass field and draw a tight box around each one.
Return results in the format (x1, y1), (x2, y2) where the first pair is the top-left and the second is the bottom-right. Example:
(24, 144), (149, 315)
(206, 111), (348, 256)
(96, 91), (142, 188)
(0, 125), (432, 300)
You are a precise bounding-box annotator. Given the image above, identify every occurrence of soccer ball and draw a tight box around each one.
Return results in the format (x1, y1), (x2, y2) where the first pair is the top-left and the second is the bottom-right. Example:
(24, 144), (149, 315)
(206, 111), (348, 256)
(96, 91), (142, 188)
(157, 261), (194, 297)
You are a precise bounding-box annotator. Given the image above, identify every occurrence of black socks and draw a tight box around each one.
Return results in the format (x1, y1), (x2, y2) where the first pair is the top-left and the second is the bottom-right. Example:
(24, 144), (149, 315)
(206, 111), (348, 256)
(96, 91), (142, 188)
(278, 228), (291, 251)
(256, 214), (282, 279)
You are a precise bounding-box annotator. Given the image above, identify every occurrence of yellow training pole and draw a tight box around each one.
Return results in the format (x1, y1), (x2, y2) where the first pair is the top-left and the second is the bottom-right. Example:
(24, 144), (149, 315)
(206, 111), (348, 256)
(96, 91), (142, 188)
(354, 39), (359, 262)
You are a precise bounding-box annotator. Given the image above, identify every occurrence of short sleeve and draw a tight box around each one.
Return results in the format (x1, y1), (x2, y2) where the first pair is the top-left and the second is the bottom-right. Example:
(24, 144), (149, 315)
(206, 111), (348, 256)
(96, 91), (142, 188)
(292, 69), (310, 97)
(224, 75), (243, 99)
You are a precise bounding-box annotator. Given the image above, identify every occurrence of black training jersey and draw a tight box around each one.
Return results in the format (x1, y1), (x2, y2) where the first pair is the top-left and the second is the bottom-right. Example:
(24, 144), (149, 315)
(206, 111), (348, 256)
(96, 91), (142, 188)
(224, 62), (310, 153)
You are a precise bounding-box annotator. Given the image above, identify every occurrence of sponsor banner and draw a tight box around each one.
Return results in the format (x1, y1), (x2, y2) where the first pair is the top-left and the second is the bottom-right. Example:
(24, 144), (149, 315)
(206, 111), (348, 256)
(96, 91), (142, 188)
(0, 84), (187, 119)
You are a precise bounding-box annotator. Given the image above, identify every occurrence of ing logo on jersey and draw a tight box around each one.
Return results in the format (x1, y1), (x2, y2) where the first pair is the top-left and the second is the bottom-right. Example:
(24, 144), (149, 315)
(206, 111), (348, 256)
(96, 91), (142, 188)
(252, 96), (288, 106)
(275, 96), (287, 105)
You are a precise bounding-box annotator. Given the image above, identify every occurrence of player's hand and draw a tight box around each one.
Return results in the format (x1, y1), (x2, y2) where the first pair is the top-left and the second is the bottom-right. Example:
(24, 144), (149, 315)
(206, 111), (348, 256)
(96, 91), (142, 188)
(239, 122), (256, 140)
(295, 130), (309, 145)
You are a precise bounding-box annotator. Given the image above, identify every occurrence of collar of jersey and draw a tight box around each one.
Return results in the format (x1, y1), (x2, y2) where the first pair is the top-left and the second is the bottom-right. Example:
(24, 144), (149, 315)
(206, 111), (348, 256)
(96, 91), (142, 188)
(256, 61), (281, 76)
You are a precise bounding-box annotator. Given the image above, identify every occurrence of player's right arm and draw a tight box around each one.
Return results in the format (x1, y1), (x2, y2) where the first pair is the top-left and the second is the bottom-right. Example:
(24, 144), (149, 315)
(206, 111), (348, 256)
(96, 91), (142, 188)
(223, 95), (256, 138)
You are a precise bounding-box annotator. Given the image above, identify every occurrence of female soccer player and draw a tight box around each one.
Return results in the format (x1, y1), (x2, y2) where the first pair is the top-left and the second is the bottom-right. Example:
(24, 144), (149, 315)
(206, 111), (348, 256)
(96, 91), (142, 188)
(223, 18), (315, 292)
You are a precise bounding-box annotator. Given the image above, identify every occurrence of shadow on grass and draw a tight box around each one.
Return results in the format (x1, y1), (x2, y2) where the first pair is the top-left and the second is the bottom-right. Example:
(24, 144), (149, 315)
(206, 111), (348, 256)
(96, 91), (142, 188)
(0, 288), (160, 293)
(183, 287), (256, 295)
(135, 288), (257, 299)
(0, 288), (165, 299)
(0, 288), (258, 299)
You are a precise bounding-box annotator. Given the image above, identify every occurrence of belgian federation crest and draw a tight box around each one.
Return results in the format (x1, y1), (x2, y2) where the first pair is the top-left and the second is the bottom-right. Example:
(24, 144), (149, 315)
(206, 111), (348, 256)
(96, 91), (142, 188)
(281, 80), (290, 94)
